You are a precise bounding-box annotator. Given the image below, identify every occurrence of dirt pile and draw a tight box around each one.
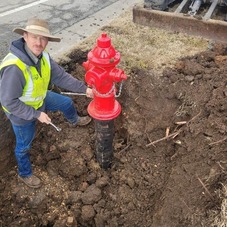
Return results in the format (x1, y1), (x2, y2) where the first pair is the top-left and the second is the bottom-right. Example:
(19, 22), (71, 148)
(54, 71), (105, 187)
(0, 42), (226, 226)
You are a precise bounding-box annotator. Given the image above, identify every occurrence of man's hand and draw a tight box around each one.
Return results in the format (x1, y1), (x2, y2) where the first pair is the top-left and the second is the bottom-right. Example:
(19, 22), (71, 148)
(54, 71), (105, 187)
(86, 87), (94, 98)
(38, 112), (51, 124)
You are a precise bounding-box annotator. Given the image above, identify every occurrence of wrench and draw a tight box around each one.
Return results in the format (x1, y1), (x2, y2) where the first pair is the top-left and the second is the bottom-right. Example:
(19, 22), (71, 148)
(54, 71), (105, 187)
(60, 92), (86, 96)
(49, 121), (62, 132)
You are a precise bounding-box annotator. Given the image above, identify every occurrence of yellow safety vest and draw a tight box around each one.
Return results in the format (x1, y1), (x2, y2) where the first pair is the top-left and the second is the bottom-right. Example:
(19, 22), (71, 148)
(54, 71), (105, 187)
(0, 52), (51, 112)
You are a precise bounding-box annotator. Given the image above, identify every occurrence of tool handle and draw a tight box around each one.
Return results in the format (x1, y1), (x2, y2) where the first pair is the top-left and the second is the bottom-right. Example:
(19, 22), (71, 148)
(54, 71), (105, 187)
(49, 122), (62, 132)
(61, 92), (86, 96)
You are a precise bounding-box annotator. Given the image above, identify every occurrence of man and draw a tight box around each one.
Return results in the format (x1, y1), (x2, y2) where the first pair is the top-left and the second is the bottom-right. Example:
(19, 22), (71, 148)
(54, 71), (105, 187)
(0, 18), (93, 188)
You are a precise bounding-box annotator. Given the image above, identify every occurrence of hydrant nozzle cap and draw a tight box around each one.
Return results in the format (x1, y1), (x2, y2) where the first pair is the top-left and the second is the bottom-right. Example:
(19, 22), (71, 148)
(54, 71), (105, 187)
(97, 33), (111, 48)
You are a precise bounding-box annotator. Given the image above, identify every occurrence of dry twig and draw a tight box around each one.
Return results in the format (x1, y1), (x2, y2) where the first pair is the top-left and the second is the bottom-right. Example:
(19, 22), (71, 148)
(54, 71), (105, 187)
(165, 127), (170, 137)
(175, 121), (187, 125)
(186, 110), (201, 125)
(143, 117), (152, 143)
(197, 177), (215, 201)
(146, 131), (180, 147)
(209, 137), (227, 146)
(119, 143), (131, 153)
(146, 111), (201, 147)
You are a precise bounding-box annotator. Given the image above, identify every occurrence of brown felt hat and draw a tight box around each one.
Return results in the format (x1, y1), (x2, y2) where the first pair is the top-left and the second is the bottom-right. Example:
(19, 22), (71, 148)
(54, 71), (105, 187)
(13, 18), (61, 42)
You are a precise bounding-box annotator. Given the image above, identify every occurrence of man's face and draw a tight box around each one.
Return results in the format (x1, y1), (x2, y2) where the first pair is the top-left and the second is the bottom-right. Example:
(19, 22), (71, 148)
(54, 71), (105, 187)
(23, 32), (48, 56)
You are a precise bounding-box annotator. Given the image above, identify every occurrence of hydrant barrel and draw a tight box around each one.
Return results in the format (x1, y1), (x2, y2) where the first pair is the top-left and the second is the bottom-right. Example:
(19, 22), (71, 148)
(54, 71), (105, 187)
(83, 33), (127, 169)
(83, 33), (127, 120)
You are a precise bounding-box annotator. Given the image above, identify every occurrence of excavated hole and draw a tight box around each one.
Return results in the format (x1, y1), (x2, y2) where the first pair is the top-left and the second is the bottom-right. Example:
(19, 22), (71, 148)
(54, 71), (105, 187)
(0, 46), (226, 227)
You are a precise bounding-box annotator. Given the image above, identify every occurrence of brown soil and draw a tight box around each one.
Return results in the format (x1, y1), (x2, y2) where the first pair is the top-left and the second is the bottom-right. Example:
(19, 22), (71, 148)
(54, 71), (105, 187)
(0, 12), (227, 227)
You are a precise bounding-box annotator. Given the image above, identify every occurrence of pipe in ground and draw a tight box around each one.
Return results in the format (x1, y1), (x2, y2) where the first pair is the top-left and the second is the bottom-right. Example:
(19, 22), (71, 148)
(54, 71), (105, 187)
(95, 119), (114, 169)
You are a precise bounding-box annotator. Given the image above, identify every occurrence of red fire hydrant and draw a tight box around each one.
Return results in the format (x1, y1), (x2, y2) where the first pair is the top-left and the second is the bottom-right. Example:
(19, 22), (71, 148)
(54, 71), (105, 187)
(83, 33), (127, 169)
(83, 33), (127, 120)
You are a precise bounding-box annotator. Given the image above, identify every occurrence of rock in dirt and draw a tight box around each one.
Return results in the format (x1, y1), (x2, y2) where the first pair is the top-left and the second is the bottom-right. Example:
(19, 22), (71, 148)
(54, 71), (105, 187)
(127, 177), (135, 189)
(81, 205), (96, 221)
(93, 199), (106, 213)
(67, 191), (82, 203)
(66, 216), (77, 227)
(59, 152), (87, 178)
(28, 191), (47, 209)
(46, 160), (59, 176)
(95, 214), (106, 227)
(81, 184), (102, 205)
(95, 176), (109, 188)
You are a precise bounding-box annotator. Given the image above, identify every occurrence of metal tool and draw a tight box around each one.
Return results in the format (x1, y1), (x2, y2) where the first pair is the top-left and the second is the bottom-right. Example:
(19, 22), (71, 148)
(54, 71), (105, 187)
(61, 92), (86, 96)
(49, 121), (62, 132)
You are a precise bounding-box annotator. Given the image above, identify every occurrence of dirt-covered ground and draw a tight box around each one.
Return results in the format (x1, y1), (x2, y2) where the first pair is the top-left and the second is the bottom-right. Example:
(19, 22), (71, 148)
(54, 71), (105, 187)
(0, 10), (227, 227)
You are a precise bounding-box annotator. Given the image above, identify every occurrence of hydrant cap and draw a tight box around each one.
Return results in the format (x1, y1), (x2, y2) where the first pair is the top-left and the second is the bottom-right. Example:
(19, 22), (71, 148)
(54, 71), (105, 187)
(97, 33), (111, 48)
(87, 33), (120, 67)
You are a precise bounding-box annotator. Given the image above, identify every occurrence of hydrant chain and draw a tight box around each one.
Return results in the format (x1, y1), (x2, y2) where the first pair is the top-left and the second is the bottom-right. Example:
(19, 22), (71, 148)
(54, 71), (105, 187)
(92, 82), (124, 98)
(115, 81), (124, 98)
(92, 84), (115, 97)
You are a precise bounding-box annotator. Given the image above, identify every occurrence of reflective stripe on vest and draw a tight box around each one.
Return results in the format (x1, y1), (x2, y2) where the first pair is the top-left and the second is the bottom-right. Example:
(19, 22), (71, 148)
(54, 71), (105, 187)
(0, 51), (51, 111)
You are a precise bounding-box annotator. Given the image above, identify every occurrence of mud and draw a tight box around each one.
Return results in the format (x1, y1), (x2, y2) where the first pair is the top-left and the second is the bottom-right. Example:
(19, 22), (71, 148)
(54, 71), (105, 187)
(0, 45), (226, 227)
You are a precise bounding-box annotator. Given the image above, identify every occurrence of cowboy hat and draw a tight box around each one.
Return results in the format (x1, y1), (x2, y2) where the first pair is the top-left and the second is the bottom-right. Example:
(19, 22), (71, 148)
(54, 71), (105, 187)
(13, 18), (61, 42)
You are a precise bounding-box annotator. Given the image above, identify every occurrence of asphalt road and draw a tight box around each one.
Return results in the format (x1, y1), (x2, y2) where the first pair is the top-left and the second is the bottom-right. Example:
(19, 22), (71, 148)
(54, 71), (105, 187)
(0, 0), (142, 61)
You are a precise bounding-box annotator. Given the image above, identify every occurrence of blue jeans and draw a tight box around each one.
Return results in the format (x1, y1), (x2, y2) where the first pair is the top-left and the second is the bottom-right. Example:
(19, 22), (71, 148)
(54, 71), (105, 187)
(12, 91), (78, 177)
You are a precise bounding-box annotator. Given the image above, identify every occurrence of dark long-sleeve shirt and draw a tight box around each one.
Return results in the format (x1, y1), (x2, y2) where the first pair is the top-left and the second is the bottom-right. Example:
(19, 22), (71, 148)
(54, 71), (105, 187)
(0, 38), (87, 125)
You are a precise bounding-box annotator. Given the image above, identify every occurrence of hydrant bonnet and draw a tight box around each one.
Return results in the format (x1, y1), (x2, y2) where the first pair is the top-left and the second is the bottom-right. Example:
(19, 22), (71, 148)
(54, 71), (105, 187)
(87, 33), (120, 68)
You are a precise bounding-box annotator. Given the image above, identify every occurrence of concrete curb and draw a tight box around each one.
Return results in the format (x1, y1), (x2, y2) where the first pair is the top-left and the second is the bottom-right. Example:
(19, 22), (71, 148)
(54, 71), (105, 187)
(48, 0), (143, 62)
